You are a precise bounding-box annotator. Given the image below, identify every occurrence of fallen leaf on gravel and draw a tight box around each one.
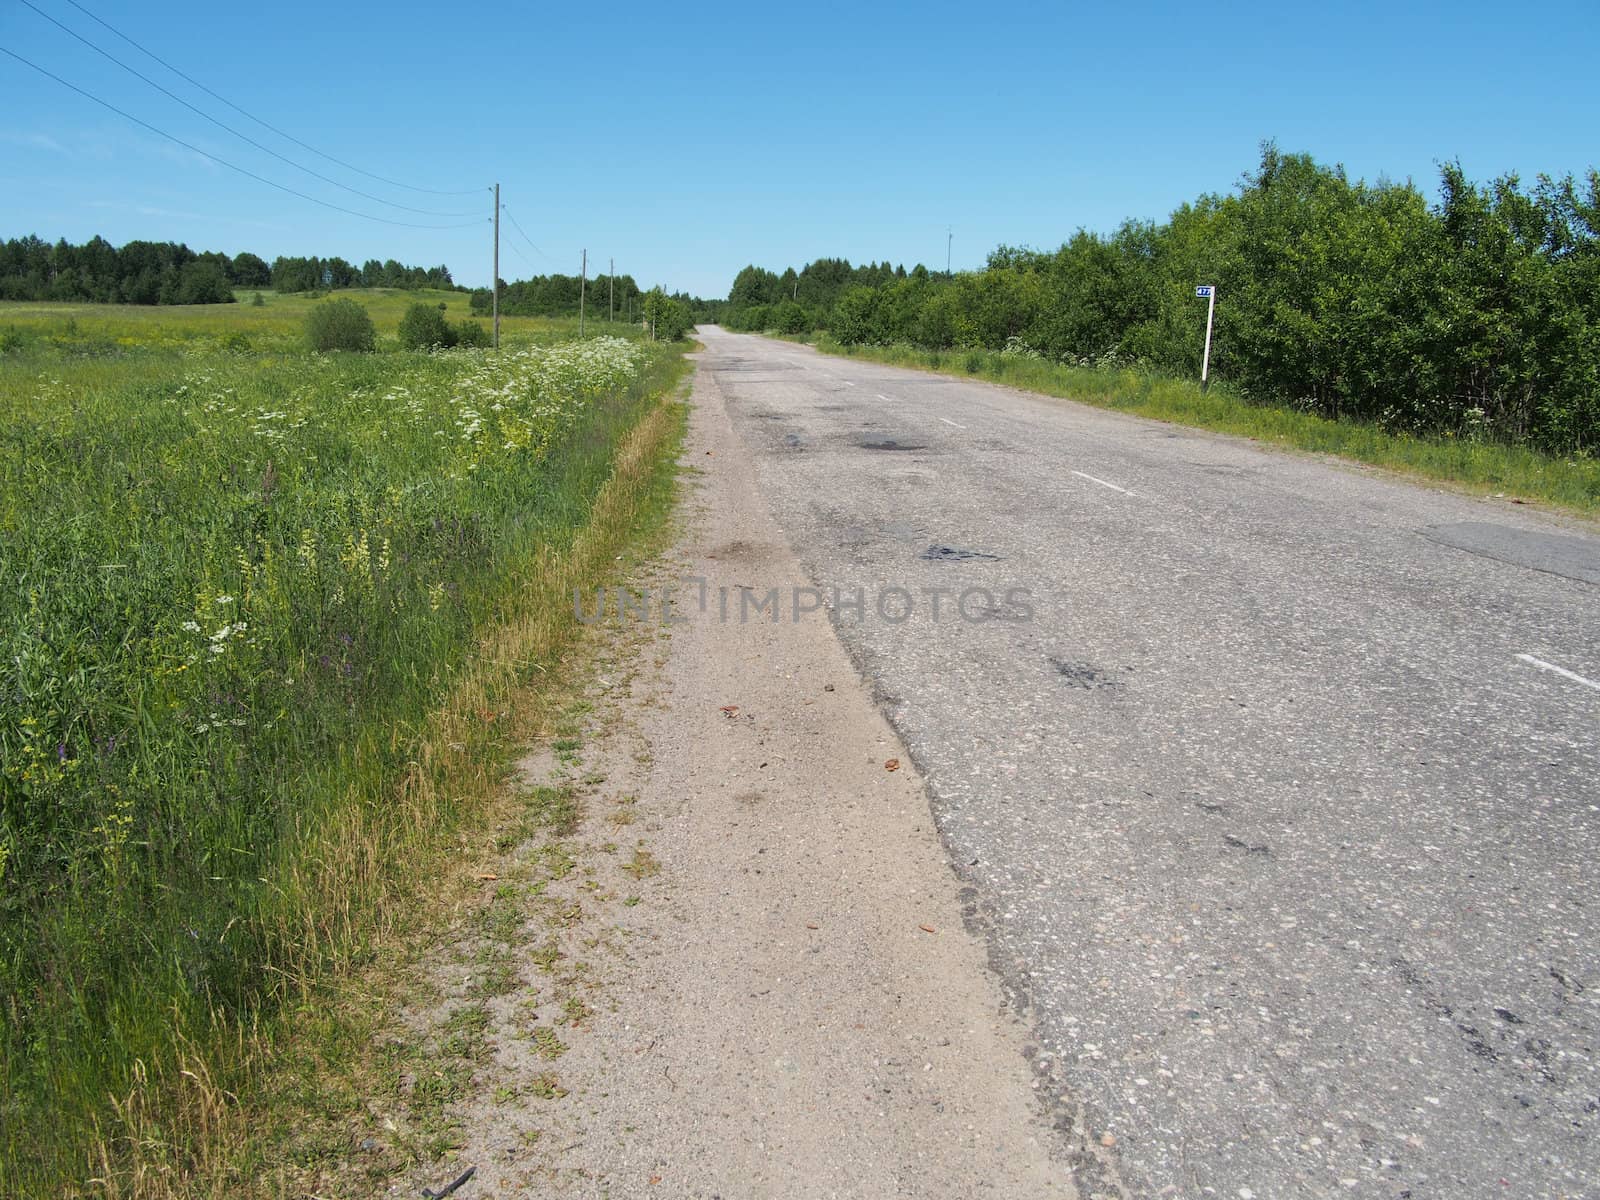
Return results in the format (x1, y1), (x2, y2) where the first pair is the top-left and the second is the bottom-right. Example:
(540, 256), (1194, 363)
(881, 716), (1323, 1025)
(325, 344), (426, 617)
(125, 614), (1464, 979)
(719, 705), (739, 717)
(919, 924), (936, 934)
(650, 1176), (662, 1185)
(1100, 1132), (1117, 1147)
(885, 758), (901, 771)
(806, 922), (819, 930)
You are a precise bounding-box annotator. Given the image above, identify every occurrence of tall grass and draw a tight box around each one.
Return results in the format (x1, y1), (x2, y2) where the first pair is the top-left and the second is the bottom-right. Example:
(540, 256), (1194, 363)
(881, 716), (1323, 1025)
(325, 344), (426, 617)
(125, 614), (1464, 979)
(804, 336), (1600, 515)
(0, 300), (685, 1194)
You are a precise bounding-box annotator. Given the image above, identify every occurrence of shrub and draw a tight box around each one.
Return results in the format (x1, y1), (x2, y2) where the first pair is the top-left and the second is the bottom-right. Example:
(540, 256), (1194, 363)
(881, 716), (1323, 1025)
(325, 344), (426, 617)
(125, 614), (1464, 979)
(452, 319), (490, 348)
(773, 300), (811, 335)
(250, 291), (265, 307)
(830, 287), (878, 344)
(304, 297), (376, 352)
(398, 301), (456, 350)
(641, 287), (693, 341)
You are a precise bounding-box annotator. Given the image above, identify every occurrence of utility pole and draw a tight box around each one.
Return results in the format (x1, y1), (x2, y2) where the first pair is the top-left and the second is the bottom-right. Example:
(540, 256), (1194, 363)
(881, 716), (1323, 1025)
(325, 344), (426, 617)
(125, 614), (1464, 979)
(946, 226), (952, 276)
(579, 249), (587, 337)
(492, 182), (500, 350)
(608, 257), (614, 322)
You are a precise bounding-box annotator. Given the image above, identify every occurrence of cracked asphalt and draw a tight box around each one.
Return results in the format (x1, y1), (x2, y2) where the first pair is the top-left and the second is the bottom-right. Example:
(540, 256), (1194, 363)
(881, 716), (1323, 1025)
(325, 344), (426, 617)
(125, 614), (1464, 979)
(693, 327), (1600, 1199)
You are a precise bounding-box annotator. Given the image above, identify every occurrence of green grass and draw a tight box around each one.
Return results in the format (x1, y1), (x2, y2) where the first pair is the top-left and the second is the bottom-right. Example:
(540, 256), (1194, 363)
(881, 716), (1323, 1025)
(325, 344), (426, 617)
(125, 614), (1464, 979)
(0, 288), (590, 357)
(0, 296), (688, 1196)
(795, 335), (1600, 516)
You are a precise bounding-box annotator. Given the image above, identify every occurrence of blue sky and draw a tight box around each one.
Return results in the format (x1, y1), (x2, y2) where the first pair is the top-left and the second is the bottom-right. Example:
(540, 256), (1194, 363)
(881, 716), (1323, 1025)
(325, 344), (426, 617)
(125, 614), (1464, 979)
(2, 0), (1597, 298)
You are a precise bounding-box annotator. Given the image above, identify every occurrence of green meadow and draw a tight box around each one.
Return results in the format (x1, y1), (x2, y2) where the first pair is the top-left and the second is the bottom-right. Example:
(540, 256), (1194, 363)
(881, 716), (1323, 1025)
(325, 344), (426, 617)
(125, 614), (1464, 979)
(0, 292), (687, 1195)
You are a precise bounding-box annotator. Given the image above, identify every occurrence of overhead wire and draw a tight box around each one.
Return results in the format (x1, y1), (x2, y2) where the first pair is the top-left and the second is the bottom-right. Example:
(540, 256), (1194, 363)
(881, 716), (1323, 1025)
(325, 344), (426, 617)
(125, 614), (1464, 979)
(501, 205), (550, 261)
(58, 0), (480, 198)
(501, 234), (537, 274)
(0, 44), (486, 231)
(18, 0), (478, 217)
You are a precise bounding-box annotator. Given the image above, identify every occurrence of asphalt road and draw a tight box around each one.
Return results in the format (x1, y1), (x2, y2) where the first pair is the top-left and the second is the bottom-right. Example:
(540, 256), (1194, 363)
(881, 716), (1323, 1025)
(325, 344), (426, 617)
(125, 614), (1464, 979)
(693, 327), (1600, 1200)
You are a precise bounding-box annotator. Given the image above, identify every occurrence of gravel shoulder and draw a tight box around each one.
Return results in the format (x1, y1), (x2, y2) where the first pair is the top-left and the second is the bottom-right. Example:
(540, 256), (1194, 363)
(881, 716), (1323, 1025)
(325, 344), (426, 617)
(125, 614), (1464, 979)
(402, 349), (1096, 1197)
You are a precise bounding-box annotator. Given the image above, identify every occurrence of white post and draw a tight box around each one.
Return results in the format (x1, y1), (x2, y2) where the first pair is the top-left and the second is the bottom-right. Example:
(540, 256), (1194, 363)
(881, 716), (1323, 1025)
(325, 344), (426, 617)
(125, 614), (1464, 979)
(1200, 285), (1216, 390)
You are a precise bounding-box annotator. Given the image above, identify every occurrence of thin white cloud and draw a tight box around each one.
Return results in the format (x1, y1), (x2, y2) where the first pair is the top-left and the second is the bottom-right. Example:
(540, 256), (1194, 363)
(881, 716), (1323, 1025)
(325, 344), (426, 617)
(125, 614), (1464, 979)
(0, 131), (67, 153)
(82, 198), (287, 233)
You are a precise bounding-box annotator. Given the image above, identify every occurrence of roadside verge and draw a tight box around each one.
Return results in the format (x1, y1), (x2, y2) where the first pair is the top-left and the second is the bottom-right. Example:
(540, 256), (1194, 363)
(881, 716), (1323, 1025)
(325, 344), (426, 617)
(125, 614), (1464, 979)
(290, 347), (1118, 1198)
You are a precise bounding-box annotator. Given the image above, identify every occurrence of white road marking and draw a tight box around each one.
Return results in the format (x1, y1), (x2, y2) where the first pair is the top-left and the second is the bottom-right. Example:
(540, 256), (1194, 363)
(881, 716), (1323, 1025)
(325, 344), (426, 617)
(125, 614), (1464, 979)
(842, 381), (855, 387)
(1516, 654), (1600, 693)
(876, 393), (896, 402)
(939, 416), (966, 429)
(1072, 470), (1135, 496)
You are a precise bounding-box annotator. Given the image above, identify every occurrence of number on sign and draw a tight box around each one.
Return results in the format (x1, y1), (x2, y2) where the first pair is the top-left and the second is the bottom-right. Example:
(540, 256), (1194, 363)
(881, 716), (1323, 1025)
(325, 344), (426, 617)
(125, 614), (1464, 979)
(1195, 285), (1214, 298)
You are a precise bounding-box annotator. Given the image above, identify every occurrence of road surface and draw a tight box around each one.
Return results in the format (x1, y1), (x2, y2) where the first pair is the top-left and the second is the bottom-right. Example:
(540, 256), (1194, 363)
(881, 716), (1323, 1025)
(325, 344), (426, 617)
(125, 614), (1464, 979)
(693, 326), (1600, 1199)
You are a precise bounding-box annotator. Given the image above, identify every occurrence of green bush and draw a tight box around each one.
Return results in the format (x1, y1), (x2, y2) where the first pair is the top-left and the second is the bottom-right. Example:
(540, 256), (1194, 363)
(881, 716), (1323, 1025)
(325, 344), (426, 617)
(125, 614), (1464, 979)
(773, 300), (811, 335)
(452, 319), (490, 348)
(304, 297), (376, 352)
(642, 288), (694, 341)
(718, 147), (1600, 453)
(830, 287), (879, 344)
(398, 301), (456, 350)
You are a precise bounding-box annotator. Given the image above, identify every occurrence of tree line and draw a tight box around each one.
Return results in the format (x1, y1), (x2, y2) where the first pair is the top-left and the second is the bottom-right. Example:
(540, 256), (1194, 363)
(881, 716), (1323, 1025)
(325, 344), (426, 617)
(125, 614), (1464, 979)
(1, 234), (458, 305)
(720, 147), (1600, 453)
(468, 272), (645, 319)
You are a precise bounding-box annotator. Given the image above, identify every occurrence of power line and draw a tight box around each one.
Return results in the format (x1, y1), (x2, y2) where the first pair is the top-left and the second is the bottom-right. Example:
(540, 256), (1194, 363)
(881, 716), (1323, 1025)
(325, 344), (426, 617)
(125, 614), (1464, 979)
(18, 0), (477, 217)
(0, 44), (486, 231)
(500, 205), (556, 264)
(502, 234), (537, 273)
(58, 0), (479, 198)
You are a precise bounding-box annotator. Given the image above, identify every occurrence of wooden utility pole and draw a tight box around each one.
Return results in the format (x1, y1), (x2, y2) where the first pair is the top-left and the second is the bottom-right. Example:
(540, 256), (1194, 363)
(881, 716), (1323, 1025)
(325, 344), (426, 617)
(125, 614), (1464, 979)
(492, 182), (500, 350)
(579, 248), (587, 337)
(608, 257), (614, 323)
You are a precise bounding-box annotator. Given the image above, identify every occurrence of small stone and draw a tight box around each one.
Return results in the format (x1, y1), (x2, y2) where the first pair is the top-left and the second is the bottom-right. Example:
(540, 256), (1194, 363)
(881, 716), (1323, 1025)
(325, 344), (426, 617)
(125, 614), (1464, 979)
(1100, 1132), (1117, 1147)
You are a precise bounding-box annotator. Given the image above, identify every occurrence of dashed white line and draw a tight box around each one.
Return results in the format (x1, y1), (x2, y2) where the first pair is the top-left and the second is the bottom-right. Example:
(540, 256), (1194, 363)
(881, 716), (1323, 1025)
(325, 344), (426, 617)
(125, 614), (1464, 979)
(876, 393), (896, 402)
(842, 380), (856, 387)
(1516, 654), (1600, 693)
(1071, 470), (1134, 496)
(939, 416), (966, 429)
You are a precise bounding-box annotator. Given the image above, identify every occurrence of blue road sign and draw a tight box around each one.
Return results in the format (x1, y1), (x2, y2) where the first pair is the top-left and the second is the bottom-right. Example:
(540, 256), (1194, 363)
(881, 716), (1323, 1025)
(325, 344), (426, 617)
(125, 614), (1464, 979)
(1195, 285), (1214, 298)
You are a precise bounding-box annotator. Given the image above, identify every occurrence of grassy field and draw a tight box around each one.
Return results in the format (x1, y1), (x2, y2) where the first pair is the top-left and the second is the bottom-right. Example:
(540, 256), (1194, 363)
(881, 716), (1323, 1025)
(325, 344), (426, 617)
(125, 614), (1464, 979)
(793, 335), (1600, 516)
(0, 287), (601, 355)
(0, 292), (688, 1195)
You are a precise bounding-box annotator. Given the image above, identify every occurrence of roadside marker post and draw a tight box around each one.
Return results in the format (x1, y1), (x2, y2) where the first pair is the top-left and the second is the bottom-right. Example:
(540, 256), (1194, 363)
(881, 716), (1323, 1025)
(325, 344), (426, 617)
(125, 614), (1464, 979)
(1196, 285), (1216, 390)
(492, 182), (500, 351)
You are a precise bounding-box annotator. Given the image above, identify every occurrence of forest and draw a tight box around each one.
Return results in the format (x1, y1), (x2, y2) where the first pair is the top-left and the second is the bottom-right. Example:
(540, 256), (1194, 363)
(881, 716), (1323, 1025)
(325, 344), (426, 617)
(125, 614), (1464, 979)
(469, 271), (687, 322)
(719, 148), (1600, 453)
(0, 234), (458, 304)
